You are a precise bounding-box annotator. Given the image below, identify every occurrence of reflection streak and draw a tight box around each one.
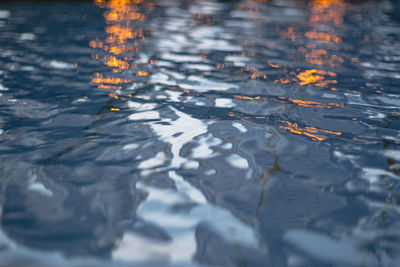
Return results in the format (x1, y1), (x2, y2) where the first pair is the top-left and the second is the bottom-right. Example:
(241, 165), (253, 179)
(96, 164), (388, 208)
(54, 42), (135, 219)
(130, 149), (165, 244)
(91, 0), (151, 103)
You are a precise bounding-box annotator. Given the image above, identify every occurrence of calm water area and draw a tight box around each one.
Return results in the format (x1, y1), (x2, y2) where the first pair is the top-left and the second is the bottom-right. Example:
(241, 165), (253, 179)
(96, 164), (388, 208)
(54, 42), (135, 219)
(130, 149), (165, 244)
(0, 0), (400, 266)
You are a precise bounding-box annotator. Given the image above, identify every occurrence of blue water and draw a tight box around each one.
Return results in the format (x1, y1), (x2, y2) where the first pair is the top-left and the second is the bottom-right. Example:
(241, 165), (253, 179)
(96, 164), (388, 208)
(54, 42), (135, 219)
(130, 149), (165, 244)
(0, 0), (400, 266)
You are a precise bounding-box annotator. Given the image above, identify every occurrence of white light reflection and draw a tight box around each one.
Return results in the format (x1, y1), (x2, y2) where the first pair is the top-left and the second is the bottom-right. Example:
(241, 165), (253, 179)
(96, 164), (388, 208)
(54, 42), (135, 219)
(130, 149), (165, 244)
(113, 170), (258, 263)
(117, 106), (260, 263)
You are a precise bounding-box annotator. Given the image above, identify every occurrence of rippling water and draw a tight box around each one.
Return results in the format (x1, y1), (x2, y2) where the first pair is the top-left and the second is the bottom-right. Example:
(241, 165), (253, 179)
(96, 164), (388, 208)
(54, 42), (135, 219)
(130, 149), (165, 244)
(0, 0), (400, 266)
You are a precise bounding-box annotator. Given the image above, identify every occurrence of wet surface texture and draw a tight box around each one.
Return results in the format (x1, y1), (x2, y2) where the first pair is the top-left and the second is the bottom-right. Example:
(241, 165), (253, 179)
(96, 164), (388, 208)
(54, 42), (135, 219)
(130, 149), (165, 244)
(0, 0), (400, 266)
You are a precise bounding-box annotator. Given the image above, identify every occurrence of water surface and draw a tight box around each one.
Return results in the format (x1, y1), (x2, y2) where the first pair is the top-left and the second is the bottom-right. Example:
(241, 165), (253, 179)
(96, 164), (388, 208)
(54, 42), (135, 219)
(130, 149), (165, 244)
(0, 0), (400, 266)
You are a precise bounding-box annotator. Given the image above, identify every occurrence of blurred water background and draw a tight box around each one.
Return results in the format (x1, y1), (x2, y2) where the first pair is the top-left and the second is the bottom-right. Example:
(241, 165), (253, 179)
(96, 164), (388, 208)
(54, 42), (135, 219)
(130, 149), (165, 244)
(0, 0), (400, 266)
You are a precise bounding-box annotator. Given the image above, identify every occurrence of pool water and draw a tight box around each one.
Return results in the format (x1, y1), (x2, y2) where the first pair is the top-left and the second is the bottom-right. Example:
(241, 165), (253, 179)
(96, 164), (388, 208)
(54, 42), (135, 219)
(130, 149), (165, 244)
(0, 0), (400, 266)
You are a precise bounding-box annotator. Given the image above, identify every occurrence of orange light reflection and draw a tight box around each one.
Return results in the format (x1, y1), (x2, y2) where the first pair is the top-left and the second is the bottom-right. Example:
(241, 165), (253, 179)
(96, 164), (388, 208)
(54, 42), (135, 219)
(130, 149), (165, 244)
(278, 120), (341, 141)
(91, 0), (151, 105)
(296, 69), (337, 87)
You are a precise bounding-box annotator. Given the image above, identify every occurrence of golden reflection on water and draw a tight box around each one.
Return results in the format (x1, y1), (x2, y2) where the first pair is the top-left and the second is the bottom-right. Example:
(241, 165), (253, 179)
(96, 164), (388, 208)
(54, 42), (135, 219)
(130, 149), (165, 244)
(232, 93), (343, 109)
(304, 0), (345, 70)
(305, 48), (344, 67)
(310, 0), (346, 26)
(302, 0), (345, 88)
(91, 0), (152, 106)
(288, 98), (343, 108)
(89, 0), (345, 140)
(242, 0), (348, 215)
(296, 69), (337, 87)
(270, 0), (347, 139)
(277, 120), (342, 141)
(275, 0), (346, 91)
